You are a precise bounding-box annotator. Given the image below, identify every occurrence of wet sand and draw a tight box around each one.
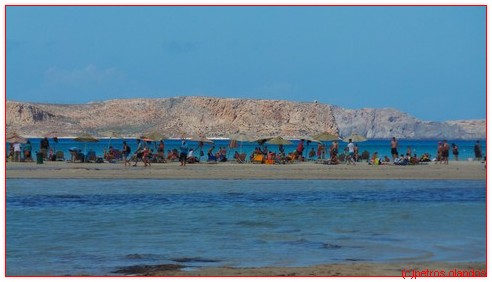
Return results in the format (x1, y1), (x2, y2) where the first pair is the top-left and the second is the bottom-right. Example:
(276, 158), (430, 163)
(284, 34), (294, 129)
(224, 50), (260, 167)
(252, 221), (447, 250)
(6, 160), (486, 180)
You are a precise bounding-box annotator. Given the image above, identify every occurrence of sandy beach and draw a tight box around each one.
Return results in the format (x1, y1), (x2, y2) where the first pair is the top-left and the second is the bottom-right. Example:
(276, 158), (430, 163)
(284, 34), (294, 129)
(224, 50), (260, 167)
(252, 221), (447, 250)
(6, 160), (486, 180)
(114, 261), (486, 277)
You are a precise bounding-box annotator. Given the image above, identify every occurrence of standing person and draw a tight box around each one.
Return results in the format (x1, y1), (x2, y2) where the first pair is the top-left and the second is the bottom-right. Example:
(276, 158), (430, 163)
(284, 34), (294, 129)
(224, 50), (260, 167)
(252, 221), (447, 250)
(474, 140), (483, 161)
(23, 140), (32, 162)
(132, 139), (144, 167)
(390, 137), (399, 162)
(122, 141), (131, 167)
(157, 140), (165, 161)
(317, 143), (325, 159)
(442, 140), (450, 165)
(436, 142), (443, 164)
(142, 144), (151, 167)
(452, 143), (459, 161)
(13, 142), (21, 162)
(346, 139), (356, 165)
(330, 140), (339, 164)
(179, 140), (189, 166)
(296, 139), (305, 161)
(40, 137), (50, 159)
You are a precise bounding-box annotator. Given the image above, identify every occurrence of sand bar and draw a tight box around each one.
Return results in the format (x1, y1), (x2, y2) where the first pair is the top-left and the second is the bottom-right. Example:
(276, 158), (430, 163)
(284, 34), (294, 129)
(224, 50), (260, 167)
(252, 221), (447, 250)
(6, 160), (486, 180)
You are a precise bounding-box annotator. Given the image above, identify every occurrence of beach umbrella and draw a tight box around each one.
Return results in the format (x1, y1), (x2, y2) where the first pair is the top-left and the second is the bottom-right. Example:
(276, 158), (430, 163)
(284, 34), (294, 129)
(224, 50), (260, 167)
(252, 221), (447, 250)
(229, 133), (254, 154)
(74, 133), (99, 143)
(311, 132), (340, 159)
(296, 136), (323, 159)
(187, 135), (214, 144)
(141, 131), (168, 142)
(229, 133), (255, 142)
(256, 136), (274, 145)
(74, 133), (99, 161)
(297, 136), (322, 144)
(44, 131), (62, 152)
(6, 132), (27, 144)
(266, 136), (293, 154)
(101, 131), (123, 151)
(312, 132), (340, 141)
(266, 136), (292, 145)
(140, 131), (168, 151)
(343, 133), (367, 142)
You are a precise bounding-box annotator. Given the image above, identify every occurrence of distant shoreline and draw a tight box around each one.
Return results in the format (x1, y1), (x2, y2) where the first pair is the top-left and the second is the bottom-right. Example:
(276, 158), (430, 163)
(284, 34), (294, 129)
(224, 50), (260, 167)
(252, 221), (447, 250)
(13, 136), (488, 141)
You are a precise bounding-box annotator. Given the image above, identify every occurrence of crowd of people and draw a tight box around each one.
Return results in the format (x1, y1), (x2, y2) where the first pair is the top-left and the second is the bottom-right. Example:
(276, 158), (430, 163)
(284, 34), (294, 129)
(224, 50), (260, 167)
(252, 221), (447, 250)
(6, 136), (486, 168)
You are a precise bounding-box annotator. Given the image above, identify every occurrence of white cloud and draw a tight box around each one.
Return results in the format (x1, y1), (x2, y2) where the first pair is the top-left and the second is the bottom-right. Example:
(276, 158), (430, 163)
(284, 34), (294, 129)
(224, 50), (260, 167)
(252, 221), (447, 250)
(44, 64), (124, 84)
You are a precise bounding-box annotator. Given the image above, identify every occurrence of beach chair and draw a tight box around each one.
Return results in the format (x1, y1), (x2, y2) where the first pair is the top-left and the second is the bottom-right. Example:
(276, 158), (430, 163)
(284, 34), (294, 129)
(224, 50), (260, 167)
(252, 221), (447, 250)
(55, 151), (65, 161)
(235, 153), (247, 164)
(251, 154), (264, 164)
(112, 149), (122, 161)
(86, 151), (97, 163)
(338, 154), (346, 162)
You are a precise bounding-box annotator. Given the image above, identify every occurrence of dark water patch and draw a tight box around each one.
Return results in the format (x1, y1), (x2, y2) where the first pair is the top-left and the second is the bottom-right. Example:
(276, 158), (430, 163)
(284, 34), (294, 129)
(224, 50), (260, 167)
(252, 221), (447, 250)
(112, 264), (184, 275)
(322, 243), (342, 250)
(276, 228), (302, 234)
(171, 257), (221, 263)
(124, 254), (162, 260)
(236, 220), (275, 228)
(345, 258), (369, 262)
(281, 239), (326, 249)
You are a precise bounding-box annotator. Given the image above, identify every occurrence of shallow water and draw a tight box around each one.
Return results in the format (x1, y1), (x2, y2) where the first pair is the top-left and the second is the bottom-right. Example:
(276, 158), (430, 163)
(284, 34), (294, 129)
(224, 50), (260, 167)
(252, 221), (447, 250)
(6, 179), (485, 276)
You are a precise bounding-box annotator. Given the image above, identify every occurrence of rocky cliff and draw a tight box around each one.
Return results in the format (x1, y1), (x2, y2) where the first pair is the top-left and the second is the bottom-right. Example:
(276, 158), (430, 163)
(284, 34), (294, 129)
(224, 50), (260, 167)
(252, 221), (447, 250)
(6, 97), (485, 139)
(332, 107), (485, 139)
(6, 97), (339, 138)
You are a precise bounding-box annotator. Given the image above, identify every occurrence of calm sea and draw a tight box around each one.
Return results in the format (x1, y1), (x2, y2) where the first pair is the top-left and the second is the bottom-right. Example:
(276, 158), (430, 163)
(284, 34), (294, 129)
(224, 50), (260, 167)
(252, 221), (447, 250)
(15, 138), (487, 161)
(6, 179), (485, 276)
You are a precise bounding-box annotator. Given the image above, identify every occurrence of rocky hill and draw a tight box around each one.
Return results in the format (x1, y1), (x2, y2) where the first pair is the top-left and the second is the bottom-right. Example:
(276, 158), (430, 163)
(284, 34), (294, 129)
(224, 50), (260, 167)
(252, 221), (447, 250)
(6, 97), (485, 139)
(6, 97), (339, 138)
(332, 107), (485, 139)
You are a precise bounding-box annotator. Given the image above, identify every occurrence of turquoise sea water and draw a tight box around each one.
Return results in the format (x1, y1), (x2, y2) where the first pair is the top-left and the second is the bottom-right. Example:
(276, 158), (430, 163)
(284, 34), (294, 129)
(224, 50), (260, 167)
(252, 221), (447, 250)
(11, 138), (487, 163)
(6, 179), (485, 276)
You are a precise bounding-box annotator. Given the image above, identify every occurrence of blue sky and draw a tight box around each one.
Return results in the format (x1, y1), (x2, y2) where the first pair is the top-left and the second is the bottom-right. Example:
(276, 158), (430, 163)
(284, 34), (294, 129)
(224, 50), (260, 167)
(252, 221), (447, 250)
(6, 6), (485, 121)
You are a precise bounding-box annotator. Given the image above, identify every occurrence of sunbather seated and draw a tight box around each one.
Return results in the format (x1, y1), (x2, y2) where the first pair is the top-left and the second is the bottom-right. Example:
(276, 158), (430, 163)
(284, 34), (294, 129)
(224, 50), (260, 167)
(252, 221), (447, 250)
(394, 155), (409, 165)
(234, 151), (246, 162)
(104, 147), (115, 162)
(419, 153), (431, 162)
(85, 150), (97, 162)
(369, 152), (381, 165)
(69, 147), (82, 162)
(207, 152), (217, 162)
(216, 153), (227, 162)
(167, 149), (179, 161)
